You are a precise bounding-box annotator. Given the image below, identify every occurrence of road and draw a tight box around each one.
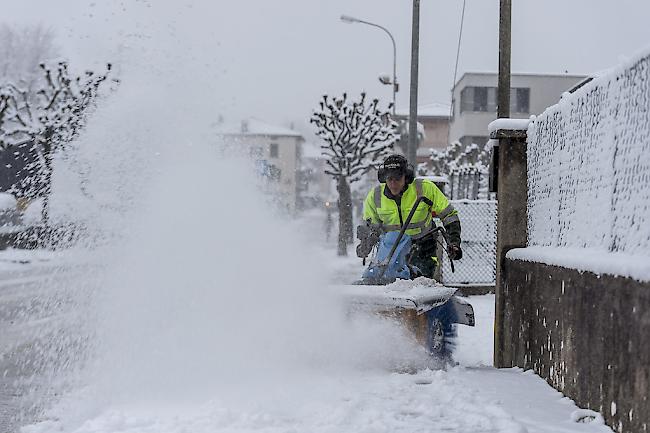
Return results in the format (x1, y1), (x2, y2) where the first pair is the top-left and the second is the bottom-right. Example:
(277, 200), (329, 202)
(0, 252), (93, 433)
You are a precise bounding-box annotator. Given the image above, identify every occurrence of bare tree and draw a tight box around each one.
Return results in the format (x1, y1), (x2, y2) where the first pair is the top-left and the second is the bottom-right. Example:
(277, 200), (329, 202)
(0, 61), (117, 224)
(310, 92), (396, 256)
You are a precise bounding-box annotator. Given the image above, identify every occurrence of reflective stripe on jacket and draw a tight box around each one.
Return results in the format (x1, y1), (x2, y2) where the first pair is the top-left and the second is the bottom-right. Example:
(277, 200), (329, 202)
(362, 178), (459, 236)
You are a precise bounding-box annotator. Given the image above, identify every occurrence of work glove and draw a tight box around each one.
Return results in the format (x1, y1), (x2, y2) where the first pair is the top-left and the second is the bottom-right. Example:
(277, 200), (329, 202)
(447, 243), (463, 260)
(356, 221), (381, 259)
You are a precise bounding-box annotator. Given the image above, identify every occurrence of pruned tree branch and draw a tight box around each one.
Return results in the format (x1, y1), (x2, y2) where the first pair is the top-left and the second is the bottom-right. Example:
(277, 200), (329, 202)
(310, 92), (396, 182)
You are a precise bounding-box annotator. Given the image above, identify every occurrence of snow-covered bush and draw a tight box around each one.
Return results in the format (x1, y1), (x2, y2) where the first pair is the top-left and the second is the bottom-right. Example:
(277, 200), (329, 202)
(426, 141), (492, 200)
(527, 49), (650, 258)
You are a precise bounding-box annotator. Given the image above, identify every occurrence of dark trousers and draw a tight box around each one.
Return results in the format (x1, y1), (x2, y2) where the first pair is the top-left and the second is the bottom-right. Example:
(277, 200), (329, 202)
(409, 233), (439, 279)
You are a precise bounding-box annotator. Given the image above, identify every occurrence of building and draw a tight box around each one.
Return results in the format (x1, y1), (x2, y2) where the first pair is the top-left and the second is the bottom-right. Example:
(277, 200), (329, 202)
(448, 72), (587, 147)
(395, 102), (451, 164)
(215, 118), (304, 214)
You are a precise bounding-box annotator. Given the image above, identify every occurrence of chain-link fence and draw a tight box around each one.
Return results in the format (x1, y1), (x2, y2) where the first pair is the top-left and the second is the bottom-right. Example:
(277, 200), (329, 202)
(440, 199), (496, 287)
(527, 52), (650, 258)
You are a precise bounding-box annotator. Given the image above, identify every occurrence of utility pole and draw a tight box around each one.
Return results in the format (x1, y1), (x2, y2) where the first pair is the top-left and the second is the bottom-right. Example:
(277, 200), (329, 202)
(407, 0), (420, 166)
(497, 0), (511, 119)
(494, 0), (513, 369)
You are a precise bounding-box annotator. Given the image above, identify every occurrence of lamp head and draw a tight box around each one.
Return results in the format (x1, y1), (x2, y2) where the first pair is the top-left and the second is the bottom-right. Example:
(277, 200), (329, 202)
(340, 14), (359, 24)
(378, 74), (392, 85)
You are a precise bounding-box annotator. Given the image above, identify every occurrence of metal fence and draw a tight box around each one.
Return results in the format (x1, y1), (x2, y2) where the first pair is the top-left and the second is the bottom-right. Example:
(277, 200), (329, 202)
(448, 172), (482, 200)
(447, 172), (496, 201)
(440, 199), (496, 287)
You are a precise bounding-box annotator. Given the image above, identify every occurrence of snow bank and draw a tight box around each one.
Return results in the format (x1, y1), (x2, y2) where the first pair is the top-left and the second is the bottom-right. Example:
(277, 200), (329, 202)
(525, 46), (650, 279)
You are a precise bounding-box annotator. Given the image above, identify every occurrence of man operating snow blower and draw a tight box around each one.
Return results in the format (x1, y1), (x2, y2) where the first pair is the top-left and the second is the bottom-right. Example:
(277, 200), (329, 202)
(346, 154), (473, 360)
(357, 154), (462, 279)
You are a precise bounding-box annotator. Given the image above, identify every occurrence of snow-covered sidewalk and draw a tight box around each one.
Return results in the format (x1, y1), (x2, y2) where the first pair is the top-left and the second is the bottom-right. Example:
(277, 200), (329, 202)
(18, 288), (612, 433)
(1, 233), (612, 433)
(22, 364), (612, 433)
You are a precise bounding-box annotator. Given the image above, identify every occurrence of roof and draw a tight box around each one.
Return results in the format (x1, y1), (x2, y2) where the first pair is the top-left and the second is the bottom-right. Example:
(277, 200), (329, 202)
(214, 118), (303, 138)
(395, 102), (451, 119)
(453, 71), (588, 90)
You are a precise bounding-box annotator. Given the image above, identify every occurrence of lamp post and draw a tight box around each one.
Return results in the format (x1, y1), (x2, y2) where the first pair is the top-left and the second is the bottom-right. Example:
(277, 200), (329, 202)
(340, 14), (398, 116)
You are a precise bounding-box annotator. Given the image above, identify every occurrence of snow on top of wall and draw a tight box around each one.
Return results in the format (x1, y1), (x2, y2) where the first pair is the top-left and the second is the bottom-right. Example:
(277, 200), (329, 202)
(395, 102), (451, 118)
(488, 118), (531, 133)
(507, 246), (650, 282)
(524, 45), (650, 279)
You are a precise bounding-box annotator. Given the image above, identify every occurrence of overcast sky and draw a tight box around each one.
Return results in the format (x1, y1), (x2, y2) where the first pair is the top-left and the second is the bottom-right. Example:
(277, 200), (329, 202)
(5, 0), (650, 129)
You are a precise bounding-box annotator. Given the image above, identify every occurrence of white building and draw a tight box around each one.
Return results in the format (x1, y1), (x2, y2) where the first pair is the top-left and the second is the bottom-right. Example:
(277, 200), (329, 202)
(215, 118), (304, 214)
(449, 72), (587, 147)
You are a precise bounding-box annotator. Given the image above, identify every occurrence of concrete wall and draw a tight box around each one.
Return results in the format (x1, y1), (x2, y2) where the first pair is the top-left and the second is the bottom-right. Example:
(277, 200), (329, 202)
(501, 258), (650, 433)
(492, 124), (650, 433)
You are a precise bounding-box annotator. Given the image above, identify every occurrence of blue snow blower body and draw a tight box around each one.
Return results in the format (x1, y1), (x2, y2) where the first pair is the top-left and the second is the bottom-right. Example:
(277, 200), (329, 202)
(361, 230), (412, 282)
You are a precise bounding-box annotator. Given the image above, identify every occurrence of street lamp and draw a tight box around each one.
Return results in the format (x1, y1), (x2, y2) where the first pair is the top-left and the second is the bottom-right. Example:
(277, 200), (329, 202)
(340, 14), (398, 116)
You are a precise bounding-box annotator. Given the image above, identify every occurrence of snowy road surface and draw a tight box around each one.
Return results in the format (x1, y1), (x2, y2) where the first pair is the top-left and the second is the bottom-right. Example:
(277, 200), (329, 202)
(0, 247), (612, 433)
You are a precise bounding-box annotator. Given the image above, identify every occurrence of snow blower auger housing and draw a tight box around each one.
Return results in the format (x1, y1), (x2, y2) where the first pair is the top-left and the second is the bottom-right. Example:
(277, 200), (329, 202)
(341, 196), (475, 359)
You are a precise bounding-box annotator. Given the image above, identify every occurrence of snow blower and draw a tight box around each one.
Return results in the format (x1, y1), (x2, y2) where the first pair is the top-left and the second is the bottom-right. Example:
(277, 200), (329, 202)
(337, 196), (475, 360)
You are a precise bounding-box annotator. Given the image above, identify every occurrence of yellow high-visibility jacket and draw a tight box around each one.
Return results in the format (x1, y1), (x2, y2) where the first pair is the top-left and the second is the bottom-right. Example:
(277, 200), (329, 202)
(362, 178), (459, 238)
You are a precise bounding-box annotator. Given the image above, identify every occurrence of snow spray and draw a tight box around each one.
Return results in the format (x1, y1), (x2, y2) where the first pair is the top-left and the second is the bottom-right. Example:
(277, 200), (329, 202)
(16, 2), (430, 431)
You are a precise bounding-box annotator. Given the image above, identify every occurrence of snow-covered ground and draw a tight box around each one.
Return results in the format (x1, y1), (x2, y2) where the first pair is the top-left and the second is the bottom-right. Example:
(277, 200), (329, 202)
(0, 62), (612, 432)
(0, 238), (612, 433)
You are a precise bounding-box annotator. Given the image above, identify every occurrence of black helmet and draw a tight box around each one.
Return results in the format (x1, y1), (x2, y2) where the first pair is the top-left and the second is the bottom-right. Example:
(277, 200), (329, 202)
(377, 154), (415, 183)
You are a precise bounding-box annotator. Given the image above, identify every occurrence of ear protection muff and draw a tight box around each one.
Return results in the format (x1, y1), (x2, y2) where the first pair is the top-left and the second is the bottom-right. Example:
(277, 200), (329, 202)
(405, 165), (415, 184)
(377, 167), (387, 183)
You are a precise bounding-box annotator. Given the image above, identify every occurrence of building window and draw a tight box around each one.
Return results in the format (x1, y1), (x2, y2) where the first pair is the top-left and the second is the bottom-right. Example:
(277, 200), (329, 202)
(459, 86), (529, 114)
(487, 87), (498, 112)
(510, 88), (530, 113)
(460, 87), (474, 113)
(270, 143), (279, 158)
(473, 87), (488, 111)
(249, 146), (263, 158)
(460, 86), (491, 112)
(269, 164), (281, 181)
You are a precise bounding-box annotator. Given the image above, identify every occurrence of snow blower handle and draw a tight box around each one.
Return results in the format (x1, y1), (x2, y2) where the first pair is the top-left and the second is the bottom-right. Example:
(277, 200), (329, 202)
(379, 196), (434, 279)
(436, 226), (456, 273)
